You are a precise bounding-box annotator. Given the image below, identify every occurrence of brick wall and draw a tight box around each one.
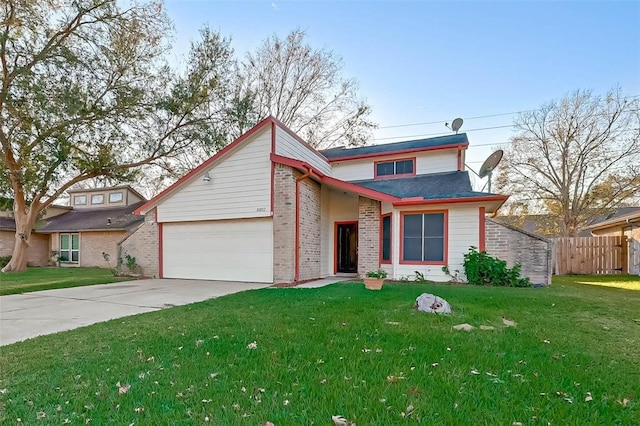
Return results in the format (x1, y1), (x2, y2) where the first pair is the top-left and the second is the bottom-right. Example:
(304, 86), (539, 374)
(118, 210), (159, 277)
(298, 177), (321, 281)
(0, 230), (50, 266)
(485, 219), (552, 286)
(273, 164), (296, 283)
(79, 231), (126, 268)
(357, 196), (381, 277)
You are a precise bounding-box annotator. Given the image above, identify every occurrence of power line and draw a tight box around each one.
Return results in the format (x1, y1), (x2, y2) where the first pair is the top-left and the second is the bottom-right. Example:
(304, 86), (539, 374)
(374, 94), (640, 134)
(374, 124), (514, 142)
(377, 110), (534, 129)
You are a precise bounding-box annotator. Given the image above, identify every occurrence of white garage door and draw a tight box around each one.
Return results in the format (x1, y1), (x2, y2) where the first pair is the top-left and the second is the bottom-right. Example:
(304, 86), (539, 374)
(162, 218), (273, 283)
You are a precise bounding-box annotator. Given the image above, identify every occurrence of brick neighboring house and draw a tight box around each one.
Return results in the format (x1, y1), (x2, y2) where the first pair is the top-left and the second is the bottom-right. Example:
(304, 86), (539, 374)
(581, 207), (640, 240)
(0, 186), (146, 269)
(134, 116), (509, 284)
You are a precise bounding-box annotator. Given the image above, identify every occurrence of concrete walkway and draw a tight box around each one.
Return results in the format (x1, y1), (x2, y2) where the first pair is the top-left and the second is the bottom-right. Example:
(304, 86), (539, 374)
(0, 279), (271, 346)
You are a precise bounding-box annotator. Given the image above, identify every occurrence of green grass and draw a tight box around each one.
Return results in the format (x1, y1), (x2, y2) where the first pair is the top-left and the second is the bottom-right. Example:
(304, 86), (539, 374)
(0, 267), (132, 295)
(1, 276), (639, 424)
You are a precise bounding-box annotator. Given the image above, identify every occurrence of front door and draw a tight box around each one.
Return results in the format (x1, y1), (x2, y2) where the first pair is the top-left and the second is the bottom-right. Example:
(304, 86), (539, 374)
(336, 222), (358, 273)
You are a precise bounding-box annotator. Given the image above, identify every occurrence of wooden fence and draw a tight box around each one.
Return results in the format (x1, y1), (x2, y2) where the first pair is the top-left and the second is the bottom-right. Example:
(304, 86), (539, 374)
(554, 236), (627, 275)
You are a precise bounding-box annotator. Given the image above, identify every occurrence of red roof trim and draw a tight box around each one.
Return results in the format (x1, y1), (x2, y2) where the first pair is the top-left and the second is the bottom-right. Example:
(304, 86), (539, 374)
(134, 116), (275, 215)
(325, 143), (468, 163)
(393, 195), (509, 207)
(271, 154), (400, 203)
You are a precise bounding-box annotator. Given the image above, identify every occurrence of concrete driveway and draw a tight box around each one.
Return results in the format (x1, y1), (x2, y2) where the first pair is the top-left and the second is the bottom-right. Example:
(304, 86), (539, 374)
(0, 279), (272, 346)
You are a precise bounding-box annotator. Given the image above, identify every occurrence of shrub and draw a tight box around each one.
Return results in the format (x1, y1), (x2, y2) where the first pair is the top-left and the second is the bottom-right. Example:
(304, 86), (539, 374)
(463, 246), (531, 287)
(0, 255), (11, 268)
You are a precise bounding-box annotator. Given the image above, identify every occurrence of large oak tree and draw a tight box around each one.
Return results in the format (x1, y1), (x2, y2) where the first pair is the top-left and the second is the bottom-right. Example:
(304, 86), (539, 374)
(1, 0), (236, 272)
(495, 89), (640, 236)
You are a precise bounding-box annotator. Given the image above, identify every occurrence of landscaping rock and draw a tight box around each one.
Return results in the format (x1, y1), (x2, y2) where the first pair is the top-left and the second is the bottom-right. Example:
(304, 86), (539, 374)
(415, 293), (452, 314)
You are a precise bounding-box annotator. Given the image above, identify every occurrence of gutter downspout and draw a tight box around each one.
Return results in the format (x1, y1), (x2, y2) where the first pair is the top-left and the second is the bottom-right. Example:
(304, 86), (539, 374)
(295, 166), (313, 282)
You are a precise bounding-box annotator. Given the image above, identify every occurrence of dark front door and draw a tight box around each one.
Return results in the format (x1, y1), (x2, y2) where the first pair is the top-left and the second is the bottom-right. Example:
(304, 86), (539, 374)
(336, 223), (358, 273)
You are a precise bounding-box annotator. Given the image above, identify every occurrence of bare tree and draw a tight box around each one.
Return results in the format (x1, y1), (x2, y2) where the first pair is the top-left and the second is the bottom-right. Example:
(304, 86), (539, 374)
(0, 1), (236, 272)
(495, 89), (640, 236)
(238, 30), (376, 148)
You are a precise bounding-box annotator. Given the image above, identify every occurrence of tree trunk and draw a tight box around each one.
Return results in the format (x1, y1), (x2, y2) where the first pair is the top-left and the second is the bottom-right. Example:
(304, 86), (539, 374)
(1, 206), (37, 273)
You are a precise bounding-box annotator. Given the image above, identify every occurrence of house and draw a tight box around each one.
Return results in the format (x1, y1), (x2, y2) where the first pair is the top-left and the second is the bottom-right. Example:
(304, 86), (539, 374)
(0, 186), (146, 268)
(581, 207), (640, 240)
(133, 116), (509, 284)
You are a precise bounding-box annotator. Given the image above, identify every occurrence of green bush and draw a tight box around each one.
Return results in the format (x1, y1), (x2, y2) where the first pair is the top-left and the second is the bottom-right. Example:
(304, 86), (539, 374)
(0, 255), (11, 268)
(463, 246), (531, 287)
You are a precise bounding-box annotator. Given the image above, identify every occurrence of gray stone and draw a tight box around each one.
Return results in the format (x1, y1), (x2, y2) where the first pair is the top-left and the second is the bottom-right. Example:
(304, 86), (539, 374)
(415, 293), (452, 314)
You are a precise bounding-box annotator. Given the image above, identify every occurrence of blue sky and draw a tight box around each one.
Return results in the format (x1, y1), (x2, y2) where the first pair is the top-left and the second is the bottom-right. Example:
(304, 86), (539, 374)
(165, 0), (640, 176)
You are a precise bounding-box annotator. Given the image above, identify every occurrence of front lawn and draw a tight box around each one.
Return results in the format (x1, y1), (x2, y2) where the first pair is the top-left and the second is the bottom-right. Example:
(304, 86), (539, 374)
(0, 276), (638, 424)
(0, 267), (132, 295)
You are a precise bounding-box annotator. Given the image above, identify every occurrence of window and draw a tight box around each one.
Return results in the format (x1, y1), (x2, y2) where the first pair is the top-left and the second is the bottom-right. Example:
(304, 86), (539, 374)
(375, 158), (415, 178)
(91, 194), (104, 204)
(74, 195), (87, 205)
(401, 212), (446, 263)
(60, 233), (79, 263)
(109, 192), (123, 203)
(381, 214), (391, 263)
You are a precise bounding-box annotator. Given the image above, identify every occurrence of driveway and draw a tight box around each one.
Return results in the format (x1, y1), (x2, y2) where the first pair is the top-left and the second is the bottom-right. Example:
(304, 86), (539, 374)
(0, 279), (272, 346)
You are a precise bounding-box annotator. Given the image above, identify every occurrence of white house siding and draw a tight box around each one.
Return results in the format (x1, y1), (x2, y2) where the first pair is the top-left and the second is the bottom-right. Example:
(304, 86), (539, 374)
(162, 218), (273, 283)
(330, 149), (460, 182)
(416, 149), (458, 175)
(391, 205), (480, 282)
(275, 126), (332, 175)
(156, 127), (272, 223)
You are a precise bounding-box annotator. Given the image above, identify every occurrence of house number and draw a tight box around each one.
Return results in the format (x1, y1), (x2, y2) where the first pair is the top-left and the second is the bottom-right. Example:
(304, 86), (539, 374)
(256, 207), (267, 212)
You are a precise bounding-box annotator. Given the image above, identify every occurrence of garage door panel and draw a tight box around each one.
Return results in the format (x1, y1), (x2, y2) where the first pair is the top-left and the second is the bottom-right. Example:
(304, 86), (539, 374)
(163, 218), (273, 283)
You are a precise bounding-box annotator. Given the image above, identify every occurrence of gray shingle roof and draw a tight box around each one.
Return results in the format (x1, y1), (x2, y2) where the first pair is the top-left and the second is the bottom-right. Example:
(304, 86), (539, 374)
(352, 171), (492, 200)
(38, 202), (145, 233)
(320, 133), (468, 160)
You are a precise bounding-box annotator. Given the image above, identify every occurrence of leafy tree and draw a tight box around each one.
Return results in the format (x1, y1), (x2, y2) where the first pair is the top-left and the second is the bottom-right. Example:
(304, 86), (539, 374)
(237, 29), (377, 148)
(495, 89), (640, 237)
(0, 0), (236, 272)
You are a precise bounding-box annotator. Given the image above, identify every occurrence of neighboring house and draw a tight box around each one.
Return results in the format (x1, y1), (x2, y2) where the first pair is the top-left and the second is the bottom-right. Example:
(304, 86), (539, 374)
(134, 116), (508, 284)
(0, 186), (145, 268)
(581, 207), (640, 240)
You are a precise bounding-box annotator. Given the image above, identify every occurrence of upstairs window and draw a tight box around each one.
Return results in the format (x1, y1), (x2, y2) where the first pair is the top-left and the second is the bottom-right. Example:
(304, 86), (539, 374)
(74, 195), (87, 205)
(109, 192), (123, 203)
(375, 158), (415, 178)
(91, 194), (104, 204)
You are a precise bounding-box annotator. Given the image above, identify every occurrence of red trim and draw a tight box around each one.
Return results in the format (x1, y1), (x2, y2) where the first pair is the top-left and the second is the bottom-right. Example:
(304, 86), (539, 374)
(373, 157), (416, 179)
(399, 210), (449, 266)
(270, 122), (276, 213)
(271, 153), (400, 203)
(457, 149), (462, 171)
(479, 207), (486, 252)
(295, 168), (312, 282)
(326, 143), (468, 163)
(393, 195), (509, 207)
(334, 221), (358, 274)
(380, 213), (392, 264)
(158, 219), (163, 278)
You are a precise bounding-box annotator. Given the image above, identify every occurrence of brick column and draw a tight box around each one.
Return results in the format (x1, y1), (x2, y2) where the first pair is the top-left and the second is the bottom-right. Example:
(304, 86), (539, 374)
(298, 178), (321, 281)
(357, 196), (381, 277)
(273, 164), (296, 283)
(117, 209), (159, 277)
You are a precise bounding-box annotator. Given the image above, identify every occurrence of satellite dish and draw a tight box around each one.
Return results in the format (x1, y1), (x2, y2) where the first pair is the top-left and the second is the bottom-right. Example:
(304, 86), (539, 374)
(451, 118), (464, 133)
(478, 149), (504, 193)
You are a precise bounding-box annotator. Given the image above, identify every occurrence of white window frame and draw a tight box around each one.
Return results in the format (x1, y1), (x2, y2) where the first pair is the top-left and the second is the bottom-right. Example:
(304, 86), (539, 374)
(59, 233), (80, 263)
